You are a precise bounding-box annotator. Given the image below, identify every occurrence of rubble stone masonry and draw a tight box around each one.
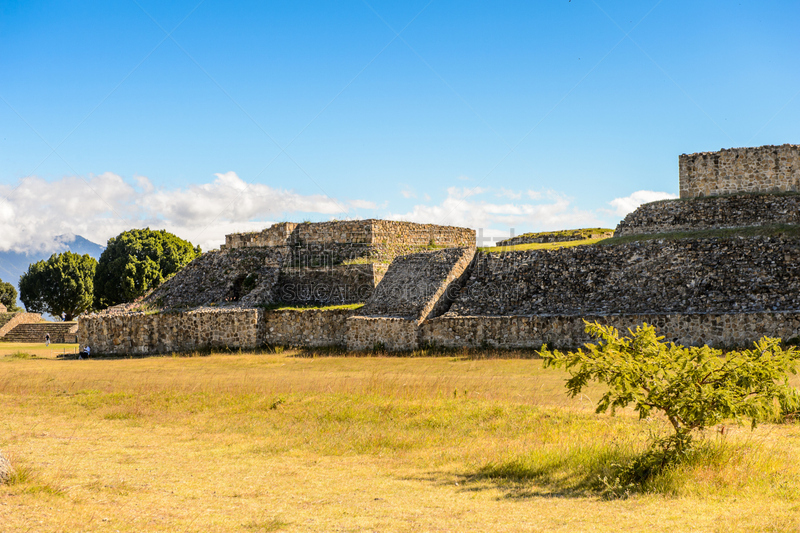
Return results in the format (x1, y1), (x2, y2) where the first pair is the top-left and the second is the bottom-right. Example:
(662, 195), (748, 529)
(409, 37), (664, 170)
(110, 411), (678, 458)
(78, 307), (800, 355)
(79, 308), (261, 355)
(420, 312), (800, 350)
(615, 193), (800, 236)
(222, 220), (475, 251)
(680, 144), (800, 198)
(446, 238), (800, 317)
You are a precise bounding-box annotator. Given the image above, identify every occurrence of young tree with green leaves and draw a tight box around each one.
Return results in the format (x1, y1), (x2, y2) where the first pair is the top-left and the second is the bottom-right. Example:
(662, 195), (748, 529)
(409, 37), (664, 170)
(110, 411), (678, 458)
(540, 322), (800, 459)
(93, 228), (200, 309)
(18, 251), (97, 320)
(0, 279), (22, 312)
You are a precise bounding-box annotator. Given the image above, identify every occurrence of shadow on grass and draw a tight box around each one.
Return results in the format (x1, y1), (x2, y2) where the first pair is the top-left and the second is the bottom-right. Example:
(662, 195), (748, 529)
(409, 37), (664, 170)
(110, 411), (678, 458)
(441, 437), (746, 500)
(462, 448), (634, 499)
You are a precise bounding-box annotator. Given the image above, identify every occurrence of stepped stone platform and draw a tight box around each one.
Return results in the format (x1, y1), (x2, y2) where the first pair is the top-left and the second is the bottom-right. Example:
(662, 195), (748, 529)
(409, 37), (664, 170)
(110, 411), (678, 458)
(142, 220), (475, 311)
(1, 321), (78, 343)
(346, 247), (476, 351)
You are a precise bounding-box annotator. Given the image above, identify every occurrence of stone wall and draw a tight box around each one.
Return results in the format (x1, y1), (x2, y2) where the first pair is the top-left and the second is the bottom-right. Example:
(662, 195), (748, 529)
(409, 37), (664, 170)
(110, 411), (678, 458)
(421, 312), (800, 350)
(345, 316), (419, 351)
(78, 308), (260, 355)
(615, 194), (800, 236)
(222, 222), (298, 250)
(275, 264), (386, 306)
(262, 308), (354, 347)
(79, 306), (359, 354)
(223, 220), (475, 251)
(371, 220), (475, 247)
(357, 247), (475, 322)
(78, 306), (800, 355)
(446, 238), (800, 317)
(680, 144), (800, 199)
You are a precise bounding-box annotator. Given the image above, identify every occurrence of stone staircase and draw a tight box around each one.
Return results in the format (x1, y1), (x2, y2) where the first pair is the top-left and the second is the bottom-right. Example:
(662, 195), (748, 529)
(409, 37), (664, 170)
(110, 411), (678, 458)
(1, 322), (78, 343)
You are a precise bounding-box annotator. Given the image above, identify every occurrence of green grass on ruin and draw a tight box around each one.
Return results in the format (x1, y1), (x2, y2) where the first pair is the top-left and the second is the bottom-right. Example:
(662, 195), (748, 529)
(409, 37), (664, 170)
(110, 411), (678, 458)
(259, 302), (364, 312)
(599, 224), (800, 246)
(503, 227), (612, 242)
(479, 236), (607, 253)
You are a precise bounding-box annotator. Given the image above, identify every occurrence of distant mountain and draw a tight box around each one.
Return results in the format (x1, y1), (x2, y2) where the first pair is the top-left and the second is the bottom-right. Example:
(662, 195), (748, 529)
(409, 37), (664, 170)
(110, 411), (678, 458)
(0, 235), (105, 310)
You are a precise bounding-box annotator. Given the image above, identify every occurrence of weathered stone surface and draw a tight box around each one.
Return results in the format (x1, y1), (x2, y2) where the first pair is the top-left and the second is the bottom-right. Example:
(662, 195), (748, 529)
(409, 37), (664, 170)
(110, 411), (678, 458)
(223, 219), (475, 251)
(680, 144), (800, 199)
(275, 264), (386, 306)
(421, 312), (800, 350)
(358, 247), (475, 323)
(345, 316), (419, 351)
(447, 238), (800, 317)
(262, 308), (354, 347)
(78, 308), (262, 355)
(146, 247), (286, 309)
(615, 193), (800, 236)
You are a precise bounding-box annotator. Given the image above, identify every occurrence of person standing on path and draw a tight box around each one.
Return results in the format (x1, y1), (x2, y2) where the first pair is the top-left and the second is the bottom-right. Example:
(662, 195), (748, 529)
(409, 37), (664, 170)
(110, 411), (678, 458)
(45, 333), (50, 346)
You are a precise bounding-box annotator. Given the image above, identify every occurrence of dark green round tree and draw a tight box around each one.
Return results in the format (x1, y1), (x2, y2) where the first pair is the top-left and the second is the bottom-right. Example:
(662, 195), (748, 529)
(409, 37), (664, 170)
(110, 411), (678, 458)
(93, 228), (201, 309)
(19, 251), (97, 320)
(0, 279), (22, 312)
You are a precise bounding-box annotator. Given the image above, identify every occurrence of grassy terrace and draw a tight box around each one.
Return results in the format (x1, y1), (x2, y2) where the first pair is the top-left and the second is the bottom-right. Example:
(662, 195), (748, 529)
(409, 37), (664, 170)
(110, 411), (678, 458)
(259, 302), (364, 312)
(2, 348), (800, 532)
(504, 227), (613, 242)
(480, 224), (800, 253)
(480, 236), (608, 253)
(598, 224), (800, 245)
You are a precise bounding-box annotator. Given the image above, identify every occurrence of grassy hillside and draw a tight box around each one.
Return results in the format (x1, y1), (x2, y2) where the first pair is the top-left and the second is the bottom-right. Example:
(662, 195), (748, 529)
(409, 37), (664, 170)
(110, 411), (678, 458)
(2, 349), (799, 532)
(480, 236), (608, 253)
(502, 227), (613, 242)
(600, 224), (800, 245)
(483, 224), (800, 253)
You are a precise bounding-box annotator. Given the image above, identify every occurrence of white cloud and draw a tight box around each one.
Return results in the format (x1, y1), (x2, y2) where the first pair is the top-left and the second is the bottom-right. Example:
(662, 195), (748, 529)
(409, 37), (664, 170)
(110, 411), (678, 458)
(349, 199), (377, 209)
(496, 188), (522, 199)
(608, 190), (678, 217)
(387, 186), (604, 245)
(0, 172), (365, 253)
(400, 185), (416, 199)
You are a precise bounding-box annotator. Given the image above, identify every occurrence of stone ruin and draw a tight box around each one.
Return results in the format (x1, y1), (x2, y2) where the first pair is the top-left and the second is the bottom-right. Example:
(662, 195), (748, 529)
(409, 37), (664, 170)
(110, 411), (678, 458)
(144, 219), (474, 309)
(80, 144), (800, 354)
(679, 144), (800, 199)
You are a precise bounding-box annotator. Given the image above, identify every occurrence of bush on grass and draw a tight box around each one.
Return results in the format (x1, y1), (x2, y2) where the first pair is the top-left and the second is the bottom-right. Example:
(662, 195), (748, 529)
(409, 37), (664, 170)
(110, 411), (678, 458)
(540, 322), (800, 487)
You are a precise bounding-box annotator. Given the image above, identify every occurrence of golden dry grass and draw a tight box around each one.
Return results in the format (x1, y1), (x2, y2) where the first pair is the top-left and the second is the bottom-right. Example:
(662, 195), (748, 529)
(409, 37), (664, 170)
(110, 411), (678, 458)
(2, 349), (800, 532)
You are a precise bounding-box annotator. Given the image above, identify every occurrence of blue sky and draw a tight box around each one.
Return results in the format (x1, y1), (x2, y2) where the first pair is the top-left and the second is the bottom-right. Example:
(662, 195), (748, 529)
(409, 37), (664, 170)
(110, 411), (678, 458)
(1, 0), (798, 252)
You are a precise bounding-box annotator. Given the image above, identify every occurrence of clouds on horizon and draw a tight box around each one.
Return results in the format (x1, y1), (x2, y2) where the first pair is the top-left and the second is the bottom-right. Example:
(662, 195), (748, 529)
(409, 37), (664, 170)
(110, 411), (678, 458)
(386, 186), (606, 244)
(0, 171), (678, 255)
(0, 172), (368, 253)
(607, 190), (679, 217)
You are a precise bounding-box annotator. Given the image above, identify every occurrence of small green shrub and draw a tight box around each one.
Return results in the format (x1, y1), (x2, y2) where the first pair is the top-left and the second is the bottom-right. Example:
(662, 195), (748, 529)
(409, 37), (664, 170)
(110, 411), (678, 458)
(541, 322), (800, 478)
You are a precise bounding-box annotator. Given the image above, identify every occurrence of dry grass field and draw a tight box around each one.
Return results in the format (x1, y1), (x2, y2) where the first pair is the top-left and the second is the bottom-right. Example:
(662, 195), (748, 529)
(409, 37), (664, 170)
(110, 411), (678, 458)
(2, 345), (800, 532)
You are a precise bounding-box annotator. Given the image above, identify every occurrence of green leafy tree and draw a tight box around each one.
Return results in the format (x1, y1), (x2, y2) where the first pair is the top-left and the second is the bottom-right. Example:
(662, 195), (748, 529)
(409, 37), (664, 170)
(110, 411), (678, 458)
(18, 251), (97, 320)
(94, 228), (200, 309)
(541, 322), (800, 459)
(0, 279), (22, 312)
